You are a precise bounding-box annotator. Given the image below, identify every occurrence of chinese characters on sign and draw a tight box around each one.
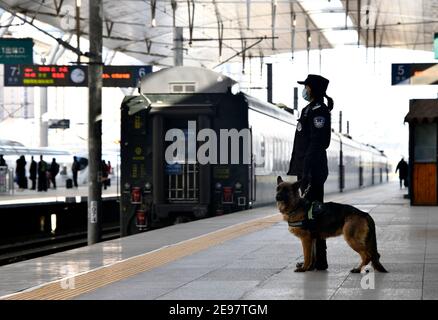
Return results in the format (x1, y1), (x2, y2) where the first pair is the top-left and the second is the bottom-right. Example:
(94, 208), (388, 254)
(0, 38), (33, 64)
(4, 65), (152, 87)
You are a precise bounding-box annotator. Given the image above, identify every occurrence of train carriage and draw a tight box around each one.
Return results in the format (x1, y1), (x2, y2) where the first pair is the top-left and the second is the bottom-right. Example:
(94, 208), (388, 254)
(120, 66), (388, 236)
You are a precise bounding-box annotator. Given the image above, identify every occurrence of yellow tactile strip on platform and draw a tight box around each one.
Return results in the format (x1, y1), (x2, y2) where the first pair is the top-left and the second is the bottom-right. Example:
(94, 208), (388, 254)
(2, 213), (281, 300)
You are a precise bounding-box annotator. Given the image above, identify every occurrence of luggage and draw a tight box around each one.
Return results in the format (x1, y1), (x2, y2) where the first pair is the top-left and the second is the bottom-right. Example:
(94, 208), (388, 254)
(66, 178), (73, 189)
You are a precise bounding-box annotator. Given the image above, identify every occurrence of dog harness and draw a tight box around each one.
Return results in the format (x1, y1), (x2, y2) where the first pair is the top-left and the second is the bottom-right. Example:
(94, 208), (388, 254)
(288, 201), (326, 229)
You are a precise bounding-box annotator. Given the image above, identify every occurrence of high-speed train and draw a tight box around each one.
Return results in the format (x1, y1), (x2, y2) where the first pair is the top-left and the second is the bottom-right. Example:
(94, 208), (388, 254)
(120, 66), (388, 236)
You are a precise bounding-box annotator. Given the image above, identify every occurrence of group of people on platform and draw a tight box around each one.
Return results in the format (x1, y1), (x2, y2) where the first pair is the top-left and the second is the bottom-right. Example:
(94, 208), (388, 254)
(0, 154), (113, 192)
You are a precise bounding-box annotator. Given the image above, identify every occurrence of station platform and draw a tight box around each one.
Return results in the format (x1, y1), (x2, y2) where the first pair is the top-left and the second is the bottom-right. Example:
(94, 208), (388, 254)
(1, 181), (437, 300)
(0, 185), (118, 208)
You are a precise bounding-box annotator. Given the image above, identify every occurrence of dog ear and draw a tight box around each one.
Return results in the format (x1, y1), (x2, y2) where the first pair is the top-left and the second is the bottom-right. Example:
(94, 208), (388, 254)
(277, 176), (283, 185)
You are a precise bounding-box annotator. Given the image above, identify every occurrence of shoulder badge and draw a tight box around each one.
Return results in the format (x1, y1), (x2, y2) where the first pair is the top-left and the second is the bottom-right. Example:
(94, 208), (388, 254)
(313, 116), (325, 129)
(312, 104), (321, 111)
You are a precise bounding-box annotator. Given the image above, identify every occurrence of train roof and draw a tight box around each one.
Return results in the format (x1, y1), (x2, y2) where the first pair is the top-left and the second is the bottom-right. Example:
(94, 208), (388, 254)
(0, 146), (72, 156)
(136, 66), (386, 157)
(242, 93), (295, 124)
(140, 66), (237, 94)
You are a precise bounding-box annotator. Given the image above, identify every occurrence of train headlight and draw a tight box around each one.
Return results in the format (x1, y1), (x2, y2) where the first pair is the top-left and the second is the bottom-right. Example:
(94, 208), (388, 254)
(124, 183), (130, 191)
(215, 182), (222, 190)
(235, 182), (242, 190)
(145, 182), (152, 191)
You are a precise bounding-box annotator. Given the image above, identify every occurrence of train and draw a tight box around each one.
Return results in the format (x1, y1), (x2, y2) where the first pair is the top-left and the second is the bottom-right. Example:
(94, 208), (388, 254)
(120, 66), (389, 236)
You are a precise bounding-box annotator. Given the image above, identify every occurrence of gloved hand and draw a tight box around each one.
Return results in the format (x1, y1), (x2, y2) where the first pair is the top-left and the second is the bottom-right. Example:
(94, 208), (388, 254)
(300, 174), (311, 191)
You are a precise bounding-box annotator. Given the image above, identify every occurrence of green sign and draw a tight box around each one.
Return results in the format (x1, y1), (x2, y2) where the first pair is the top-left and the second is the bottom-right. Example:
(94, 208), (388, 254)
(435, 33), (438, 59)
(0, 38), (33, 64)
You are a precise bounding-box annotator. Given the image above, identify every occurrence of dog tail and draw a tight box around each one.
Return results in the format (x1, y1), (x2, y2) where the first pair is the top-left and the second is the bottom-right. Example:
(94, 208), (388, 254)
(367, 215), (388, 273)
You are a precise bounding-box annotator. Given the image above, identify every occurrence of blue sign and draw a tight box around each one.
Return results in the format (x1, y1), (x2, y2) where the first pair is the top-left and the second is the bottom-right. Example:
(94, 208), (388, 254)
(0, 38), (33, 64)
(392, 63), (438, 85)
(165, 163), (183, 175)
(392, 64), (412, 85)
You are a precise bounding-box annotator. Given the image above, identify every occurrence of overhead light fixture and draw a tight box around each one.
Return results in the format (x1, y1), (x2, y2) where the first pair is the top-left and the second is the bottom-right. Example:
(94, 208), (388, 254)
(151, 0), (157, 27)
(76, 0), (81, 7)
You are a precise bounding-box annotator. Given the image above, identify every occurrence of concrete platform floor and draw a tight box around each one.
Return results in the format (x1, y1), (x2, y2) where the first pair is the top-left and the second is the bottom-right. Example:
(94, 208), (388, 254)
(1, 181), (436, 300)
(74, 182), (437, 300)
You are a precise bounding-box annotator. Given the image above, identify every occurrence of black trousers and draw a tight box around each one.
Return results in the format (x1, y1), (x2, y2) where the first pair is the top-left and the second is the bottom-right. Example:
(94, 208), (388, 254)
(30, 178), (36, 190)
(73, 172), (78, 187)
(298, 176), (328, 269)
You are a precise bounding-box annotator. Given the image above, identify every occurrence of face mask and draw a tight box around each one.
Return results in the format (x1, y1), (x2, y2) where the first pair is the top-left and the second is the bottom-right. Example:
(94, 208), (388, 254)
(302, 88), (311, 101)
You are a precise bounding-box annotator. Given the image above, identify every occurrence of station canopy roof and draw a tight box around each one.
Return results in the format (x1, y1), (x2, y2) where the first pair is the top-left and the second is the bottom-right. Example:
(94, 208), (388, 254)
(405, 99), (438, 123)
(1, 0), (437, 68)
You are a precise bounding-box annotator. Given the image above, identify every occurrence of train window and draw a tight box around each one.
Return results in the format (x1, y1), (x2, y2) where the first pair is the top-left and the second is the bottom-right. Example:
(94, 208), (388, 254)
(185, 84), (196, 92)
(414, 123), (437, 163)
(170, 83), (196, 93)
(172, 84), (184, 93)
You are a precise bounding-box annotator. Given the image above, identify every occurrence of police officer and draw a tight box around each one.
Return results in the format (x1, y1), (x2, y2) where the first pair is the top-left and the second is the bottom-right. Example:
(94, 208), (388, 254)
(287, 74), (333, 270)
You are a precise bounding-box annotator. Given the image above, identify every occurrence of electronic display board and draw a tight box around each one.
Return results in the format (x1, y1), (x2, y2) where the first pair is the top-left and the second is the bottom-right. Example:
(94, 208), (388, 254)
(4, 65), (152, 87)
(392, 63), (438, 85)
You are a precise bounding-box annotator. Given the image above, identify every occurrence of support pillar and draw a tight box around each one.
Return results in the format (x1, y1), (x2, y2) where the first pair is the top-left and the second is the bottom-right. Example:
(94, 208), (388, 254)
(87, 0), (103, 245)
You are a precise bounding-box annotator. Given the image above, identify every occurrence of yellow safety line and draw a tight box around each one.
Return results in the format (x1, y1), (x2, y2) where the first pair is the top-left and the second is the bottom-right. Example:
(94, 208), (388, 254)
(2, 213), (281, 300)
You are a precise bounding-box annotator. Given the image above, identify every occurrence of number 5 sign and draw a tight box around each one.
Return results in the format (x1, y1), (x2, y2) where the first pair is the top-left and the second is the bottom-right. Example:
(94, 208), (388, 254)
(392, 64), (411, 85)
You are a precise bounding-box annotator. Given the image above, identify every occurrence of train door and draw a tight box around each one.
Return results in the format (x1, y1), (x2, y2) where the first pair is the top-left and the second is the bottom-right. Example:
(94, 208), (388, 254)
(164, 118), (199, 204)
(249, 127), (256, 206)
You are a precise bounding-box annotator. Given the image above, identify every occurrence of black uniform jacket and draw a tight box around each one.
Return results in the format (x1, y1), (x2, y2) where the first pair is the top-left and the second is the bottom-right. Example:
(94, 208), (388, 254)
(287, 100), (331, 182)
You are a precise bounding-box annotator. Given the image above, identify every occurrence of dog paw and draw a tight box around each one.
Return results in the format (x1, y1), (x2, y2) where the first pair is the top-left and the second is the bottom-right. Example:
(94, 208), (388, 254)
(350, 268), (361, 273)
(294, 267), (307, 272)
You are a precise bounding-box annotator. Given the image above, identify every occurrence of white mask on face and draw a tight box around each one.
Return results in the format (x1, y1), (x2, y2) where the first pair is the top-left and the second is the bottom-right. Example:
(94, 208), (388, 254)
(302, 87), (311, 101)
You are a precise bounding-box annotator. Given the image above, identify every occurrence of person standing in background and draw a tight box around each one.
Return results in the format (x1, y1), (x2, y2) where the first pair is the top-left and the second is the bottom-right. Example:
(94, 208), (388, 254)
(395, 157), (409, 189)
(0, 155), (6, 167)
(37, 155), (48, 192)
(49, 158), (60, 189)
(29, 156), (37, 190)
(16, 155), (27, 190)
(72, 156), (79, 188)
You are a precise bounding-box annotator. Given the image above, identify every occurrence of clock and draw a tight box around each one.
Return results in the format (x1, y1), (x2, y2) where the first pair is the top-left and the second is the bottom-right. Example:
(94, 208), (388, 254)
(70, 67), (86, 84)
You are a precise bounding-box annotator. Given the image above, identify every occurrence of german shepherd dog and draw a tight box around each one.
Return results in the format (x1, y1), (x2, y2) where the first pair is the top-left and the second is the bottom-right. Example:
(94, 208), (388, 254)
(276, 176), (387, 273)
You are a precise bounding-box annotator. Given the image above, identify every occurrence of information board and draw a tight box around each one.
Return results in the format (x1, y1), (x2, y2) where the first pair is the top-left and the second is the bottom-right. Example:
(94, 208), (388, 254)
(4, 65), (152, 87)
(0, 38), (33, 64)
(392, 63), (438, 85)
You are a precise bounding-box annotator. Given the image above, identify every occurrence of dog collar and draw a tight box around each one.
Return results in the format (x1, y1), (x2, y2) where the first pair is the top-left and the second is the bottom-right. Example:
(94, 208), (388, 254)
(287, 200), (316, 228)
(288, 221), (305, 227)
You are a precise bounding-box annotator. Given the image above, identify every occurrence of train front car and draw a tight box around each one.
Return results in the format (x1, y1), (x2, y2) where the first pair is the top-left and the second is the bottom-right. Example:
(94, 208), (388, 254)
(120, 67), (259, 235)
(120, 66), (389, 236)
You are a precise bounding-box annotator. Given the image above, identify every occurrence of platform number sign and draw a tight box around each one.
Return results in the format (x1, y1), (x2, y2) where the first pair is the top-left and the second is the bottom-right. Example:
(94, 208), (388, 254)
(392, 64), (411, 85)
(392, 63), (438, 85)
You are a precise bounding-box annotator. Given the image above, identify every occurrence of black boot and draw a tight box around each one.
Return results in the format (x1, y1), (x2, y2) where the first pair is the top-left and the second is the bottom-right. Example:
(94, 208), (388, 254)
(314, 239), (328, 270)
